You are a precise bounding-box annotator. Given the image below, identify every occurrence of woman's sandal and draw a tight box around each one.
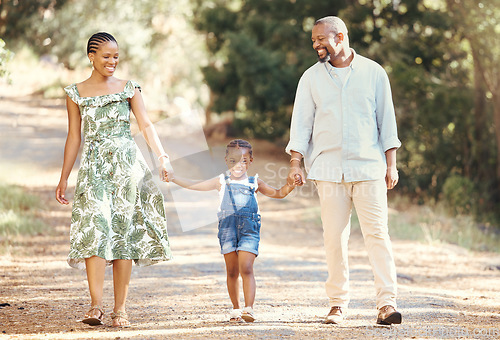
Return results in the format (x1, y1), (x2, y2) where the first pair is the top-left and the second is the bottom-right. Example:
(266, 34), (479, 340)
(229, 309), (244, 323)
(241, 307), (255, 323)
(82, 305), (105, 326)
(111, 310), (131, 328)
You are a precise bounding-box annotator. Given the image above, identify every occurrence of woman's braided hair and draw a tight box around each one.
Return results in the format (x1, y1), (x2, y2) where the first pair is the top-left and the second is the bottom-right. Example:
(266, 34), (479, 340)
(87, 32), (117, 54)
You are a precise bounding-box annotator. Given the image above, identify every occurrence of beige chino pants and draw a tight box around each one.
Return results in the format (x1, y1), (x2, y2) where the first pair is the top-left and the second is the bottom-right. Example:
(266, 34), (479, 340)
(316, 179), (397, 310)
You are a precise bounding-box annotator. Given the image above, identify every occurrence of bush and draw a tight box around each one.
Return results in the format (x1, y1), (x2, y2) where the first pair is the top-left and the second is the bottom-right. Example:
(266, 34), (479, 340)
(0, 39), (14, 81)
(441, 175), (476, 216)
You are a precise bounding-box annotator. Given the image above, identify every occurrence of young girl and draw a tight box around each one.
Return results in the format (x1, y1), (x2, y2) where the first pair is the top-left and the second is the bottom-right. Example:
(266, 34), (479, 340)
(55, 32), (173, 327)
(167, 139), (295, 322)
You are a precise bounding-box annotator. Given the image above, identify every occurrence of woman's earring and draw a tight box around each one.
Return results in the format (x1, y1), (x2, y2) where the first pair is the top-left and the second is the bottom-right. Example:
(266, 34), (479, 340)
(90, 60), (94, 70)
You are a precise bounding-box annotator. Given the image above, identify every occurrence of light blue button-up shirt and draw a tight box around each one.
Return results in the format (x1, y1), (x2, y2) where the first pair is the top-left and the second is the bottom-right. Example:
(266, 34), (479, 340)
(286, 50), (401, 182)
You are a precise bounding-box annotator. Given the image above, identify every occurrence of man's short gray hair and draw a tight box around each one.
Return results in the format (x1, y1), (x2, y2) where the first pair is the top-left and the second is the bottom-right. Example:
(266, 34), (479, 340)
(314, 16), (349, 36)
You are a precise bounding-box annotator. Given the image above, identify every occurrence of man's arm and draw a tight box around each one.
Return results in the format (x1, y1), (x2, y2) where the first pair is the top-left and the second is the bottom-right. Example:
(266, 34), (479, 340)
(385, 147), (398, 190)
(286, 72), (315, 187)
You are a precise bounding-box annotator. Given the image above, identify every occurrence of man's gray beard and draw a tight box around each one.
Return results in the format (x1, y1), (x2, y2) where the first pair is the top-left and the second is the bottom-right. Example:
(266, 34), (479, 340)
(318, 52), (331, 63)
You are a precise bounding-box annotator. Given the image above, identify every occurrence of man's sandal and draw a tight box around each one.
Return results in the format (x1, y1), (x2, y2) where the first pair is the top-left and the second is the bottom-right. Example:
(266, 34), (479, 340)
(111, 310), (131, 328)
(82, 305), (104, 326)
(241, 307), (255, 322)
(229, 309), (244, 323)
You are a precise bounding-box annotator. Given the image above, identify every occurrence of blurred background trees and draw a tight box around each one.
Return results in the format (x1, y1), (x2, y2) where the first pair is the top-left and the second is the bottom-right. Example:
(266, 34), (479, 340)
(1, 0), (499, 228)
(191, 0), (347, 138)
(1, 0), (207, 109)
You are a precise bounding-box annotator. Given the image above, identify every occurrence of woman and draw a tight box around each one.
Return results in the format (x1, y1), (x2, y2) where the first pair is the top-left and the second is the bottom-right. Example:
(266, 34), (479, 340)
(55, 32), (172, 327)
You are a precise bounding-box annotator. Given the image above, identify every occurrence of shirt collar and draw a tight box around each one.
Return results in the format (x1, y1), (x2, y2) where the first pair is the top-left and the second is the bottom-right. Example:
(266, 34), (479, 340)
(349, 49), (358, 69)
(324, 48), (358, 70)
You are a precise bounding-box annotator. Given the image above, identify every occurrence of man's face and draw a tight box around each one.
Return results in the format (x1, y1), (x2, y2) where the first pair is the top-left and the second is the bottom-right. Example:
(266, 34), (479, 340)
(311, 23), (338, 63)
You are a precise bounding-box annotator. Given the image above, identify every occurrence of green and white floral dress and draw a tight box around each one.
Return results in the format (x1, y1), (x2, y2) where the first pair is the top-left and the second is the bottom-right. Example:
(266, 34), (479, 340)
(64, 80), (172, 270)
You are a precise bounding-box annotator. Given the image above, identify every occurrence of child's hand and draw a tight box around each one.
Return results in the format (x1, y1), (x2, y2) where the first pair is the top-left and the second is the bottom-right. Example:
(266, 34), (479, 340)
(294, 174), (303, 186)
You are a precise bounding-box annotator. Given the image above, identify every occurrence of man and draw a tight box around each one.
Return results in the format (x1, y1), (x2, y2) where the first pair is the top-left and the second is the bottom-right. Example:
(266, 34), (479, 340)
(286, 16), (402, 325)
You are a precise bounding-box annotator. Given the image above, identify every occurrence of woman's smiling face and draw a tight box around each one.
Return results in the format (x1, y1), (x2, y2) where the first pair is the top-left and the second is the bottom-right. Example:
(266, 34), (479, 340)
(89, 41), (119, 76)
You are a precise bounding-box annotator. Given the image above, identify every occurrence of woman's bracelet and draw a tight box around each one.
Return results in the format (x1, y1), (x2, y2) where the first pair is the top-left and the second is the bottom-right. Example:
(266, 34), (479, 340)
(289, 157), (302, 163)
(158, 153), (169, 161)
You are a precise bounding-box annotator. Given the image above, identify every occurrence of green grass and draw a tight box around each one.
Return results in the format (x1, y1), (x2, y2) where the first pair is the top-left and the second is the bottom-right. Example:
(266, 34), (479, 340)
(342, 195), (500, 253)
(0, 183), (47, 237)
(386, 196), (500, 253)
(390, 212), (500, 253)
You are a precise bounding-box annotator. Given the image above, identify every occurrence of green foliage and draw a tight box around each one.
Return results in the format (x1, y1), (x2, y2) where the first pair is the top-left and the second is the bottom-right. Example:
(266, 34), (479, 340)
(387, 204), (500, 253)
(2, 0), (207, 108)
(442, 175), (476, 215)
(0, 184), (47, 237)
(0, 0), (69, 42)
(341, 0), (499, 224)
(2, 0), (500, 230)
(192, 0), (500, 226)
(193, 0), (348, 139)
(0, 39), (14, 80)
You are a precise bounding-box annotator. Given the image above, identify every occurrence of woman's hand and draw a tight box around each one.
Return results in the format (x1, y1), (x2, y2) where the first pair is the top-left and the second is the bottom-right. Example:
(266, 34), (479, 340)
(55, 180), (69, 205)
(159, 158), (174, 182)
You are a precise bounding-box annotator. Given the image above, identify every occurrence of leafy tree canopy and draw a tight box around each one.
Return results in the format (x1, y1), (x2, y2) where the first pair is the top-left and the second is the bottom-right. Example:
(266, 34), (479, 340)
(193, 0), (348, 138)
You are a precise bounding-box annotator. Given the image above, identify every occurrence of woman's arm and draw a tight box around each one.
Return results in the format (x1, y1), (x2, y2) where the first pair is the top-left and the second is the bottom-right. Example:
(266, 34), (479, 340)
(172, 176), (221, 191)
(55, 96), (82, 205)
(129, 88), (167, 158)
(257, 178), (294, 199)
(130, 88), (165, 157)
(129, 87), (172, 179)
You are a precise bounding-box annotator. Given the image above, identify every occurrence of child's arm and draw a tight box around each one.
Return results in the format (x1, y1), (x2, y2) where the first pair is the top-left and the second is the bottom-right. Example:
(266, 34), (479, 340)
(172, 176), (221, 191)
(257, 178), (295, 199)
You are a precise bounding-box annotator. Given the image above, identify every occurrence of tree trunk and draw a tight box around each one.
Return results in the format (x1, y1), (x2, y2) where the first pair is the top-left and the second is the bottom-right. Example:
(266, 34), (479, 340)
(472, 53), (488, 181)
(205, 89), (214, 126)
(494, 94), (500, 183)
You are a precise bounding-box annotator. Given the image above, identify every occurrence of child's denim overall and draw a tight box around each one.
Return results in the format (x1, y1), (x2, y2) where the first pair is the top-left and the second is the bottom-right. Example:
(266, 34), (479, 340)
(217, 175), (261, 256)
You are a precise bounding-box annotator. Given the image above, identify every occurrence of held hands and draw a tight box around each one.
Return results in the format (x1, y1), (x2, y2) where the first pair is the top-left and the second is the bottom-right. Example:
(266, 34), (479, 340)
(159, 157), (174, 182)
(386, 166), (399, 190)
(288, 167), (305, 187)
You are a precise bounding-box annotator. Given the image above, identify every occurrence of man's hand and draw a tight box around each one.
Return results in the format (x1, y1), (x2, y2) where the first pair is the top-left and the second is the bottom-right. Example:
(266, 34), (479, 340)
(288, 166), (305, 187)
(385, 166), (399, 190)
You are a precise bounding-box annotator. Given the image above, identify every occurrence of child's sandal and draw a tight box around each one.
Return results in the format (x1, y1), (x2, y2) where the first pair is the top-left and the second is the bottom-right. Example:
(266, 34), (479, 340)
(241, 307), (255, 323)
(82, 305), (105, 326)
(111, 310), (131, 328)
(229, 308), (244, 323)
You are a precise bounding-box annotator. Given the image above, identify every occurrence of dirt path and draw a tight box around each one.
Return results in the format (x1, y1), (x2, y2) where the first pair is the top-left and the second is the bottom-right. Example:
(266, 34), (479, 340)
(0, 94), (499, 339)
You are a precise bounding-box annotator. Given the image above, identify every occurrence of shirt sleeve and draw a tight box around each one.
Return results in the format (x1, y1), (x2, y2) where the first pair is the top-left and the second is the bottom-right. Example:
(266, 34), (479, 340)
(285, 71), (316, 157)
(375, 68), (402, 152)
